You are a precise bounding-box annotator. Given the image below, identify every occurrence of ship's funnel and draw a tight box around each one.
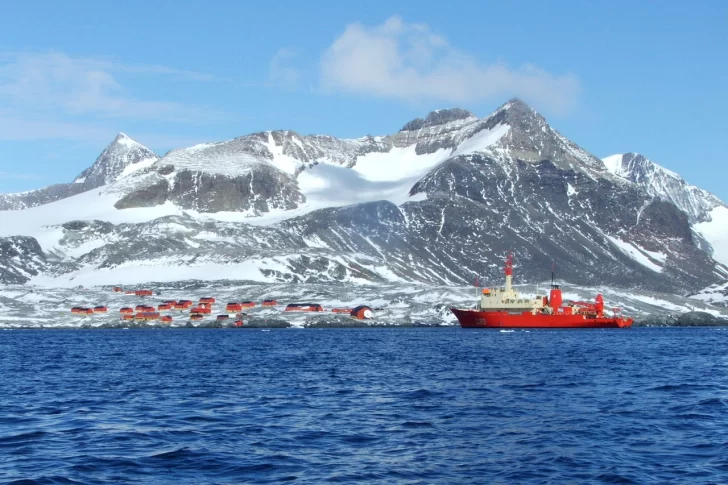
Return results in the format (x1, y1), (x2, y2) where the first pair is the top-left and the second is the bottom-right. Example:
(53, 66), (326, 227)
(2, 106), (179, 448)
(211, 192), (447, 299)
(549, 287), (562, 311)
(595, 294), (604, 314)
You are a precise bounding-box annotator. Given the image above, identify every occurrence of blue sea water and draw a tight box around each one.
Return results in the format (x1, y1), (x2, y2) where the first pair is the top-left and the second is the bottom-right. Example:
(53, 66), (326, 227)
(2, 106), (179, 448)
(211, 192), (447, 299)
(1, 327), (727, 484)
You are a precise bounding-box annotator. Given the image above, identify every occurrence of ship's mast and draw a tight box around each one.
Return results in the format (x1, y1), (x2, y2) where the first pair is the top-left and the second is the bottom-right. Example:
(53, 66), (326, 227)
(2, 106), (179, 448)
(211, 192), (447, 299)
(504, 251), (513, 292)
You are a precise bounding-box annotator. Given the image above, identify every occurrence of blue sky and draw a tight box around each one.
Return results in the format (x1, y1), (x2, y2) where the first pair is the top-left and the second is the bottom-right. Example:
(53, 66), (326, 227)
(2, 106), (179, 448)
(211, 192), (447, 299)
(1, 0), (726, 200)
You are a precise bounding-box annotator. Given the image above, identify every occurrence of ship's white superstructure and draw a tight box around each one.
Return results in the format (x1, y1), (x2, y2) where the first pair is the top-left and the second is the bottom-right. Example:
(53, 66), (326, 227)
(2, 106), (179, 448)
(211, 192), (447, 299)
(477, 253), (545, 312)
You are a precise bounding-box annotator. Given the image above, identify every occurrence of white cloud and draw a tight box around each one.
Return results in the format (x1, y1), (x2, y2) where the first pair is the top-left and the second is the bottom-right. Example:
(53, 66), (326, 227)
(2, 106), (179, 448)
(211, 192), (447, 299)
(0, 52), (226, 123)
(320, 16), (581, 113)
(268, 48), (301, 88)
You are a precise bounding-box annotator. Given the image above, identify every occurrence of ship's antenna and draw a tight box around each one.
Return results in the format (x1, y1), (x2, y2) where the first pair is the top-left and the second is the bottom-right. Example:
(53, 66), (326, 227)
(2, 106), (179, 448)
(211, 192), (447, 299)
(551, 261), (556, 288)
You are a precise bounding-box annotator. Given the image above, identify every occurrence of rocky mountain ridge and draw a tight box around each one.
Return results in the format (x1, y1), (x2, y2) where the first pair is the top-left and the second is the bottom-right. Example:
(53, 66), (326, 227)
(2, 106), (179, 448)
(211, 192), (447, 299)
(0, 133), (158, 211)
(603, 152), (725, 224)
(1, 99), (727, 298)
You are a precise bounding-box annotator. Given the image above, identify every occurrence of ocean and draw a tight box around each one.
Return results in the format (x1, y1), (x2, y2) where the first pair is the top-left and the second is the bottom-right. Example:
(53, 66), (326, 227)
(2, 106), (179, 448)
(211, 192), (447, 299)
(1, 327), (727, 484)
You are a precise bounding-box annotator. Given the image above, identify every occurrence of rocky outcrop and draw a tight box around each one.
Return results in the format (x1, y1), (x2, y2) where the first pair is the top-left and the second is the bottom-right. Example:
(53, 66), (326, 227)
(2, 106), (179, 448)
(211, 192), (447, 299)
(112, 165), (306, 214)
(0, 236), (47, 283)
(639, 200), (693, 240)
(169, 168), (304, 213)
(633, 312), (728, 326)
(676, 311), (724, 326)
(400, 108), (476, 132)
(114, 179), (170, 210)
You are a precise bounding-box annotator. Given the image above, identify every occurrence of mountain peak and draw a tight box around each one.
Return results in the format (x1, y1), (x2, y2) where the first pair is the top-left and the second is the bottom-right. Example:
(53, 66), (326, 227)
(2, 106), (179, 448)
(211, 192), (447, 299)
(601, 152), (725, 223)
(503, 97), (531, 109)
(111, 132), (143, 148)
(400, 108), (476, 132)
(495, 98), (544, 123)
(73, 134), (159, 187)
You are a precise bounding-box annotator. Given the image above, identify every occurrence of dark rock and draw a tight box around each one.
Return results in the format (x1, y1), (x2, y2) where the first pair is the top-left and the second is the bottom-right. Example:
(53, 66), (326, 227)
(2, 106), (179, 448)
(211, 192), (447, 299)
(304, 320), (371, 328)
(168, 168), (304, 213)
(639, 200), (692, 241)
(401, 108), (474, 132)
(243, 318), (291, 328)
(156, 164), (175, 176)
(0, 236), (47, 284)
(633, 314), (679, 326)
(115, 179), (170, 209)
(676, 311), (721, 326)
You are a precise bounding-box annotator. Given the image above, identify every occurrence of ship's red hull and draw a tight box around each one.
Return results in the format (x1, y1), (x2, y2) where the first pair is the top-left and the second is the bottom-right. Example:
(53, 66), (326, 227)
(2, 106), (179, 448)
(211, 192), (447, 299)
(451, 308), (633, 329)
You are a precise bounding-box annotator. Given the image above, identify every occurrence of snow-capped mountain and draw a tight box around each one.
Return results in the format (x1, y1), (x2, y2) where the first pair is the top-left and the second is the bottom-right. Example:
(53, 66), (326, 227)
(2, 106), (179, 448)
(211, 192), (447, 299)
(0, 133), (158, 211)
(73, 133), (159, 187)
(602, 152), (725, 223)
(603, 152), (728, 269)
(1, 99), (727, 297)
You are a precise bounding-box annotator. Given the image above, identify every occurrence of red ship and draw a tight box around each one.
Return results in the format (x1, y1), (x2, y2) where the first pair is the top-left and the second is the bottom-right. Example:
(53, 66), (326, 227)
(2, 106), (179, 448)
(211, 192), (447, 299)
(451, 253), (633, 329)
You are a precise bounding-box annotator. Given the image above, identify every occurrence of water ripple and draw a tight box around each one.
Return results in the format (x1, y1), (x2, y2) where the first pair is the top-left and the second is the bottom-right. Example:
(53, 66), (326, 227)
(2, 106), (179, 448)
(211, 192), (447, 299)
(1, 327), (727, 483)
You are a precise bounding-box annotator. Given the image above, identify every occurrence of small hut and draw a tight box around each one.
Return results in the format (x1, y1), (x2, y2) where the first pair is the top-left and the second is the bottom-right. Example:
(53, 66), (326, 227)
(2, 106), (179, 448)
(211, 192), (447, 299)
(351, 306), (374, 320)
(261, 299), (278, 307)
(225, 303), (243, 312)
(175, 300), (193, 310)
(135, 312), (160, 321)
(284, 303), (324, 312)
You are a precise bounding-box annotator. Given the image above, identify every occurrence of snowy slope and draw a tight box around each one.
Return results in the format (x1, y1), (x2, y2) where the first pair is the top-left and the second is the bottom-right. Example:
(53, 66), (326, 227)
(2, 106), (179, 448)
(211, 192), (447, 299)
(694, 206), (728, 266)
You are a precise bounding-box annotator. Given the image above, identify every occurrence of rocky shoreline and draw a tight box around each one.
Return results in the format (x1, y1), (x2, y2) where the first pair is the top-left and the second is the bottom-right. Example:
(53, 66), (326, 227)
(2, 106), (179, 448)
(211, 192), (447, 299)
(4, 310), (727, 330)
(632, 311), (728, 327)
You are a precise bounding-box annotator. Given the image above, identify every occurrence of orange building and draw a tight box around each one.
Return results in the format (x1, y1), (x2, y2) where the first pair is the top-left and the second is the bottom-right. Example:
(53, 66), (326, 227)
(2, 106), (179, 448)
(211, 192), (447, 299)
(284, 303), (324, 312)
